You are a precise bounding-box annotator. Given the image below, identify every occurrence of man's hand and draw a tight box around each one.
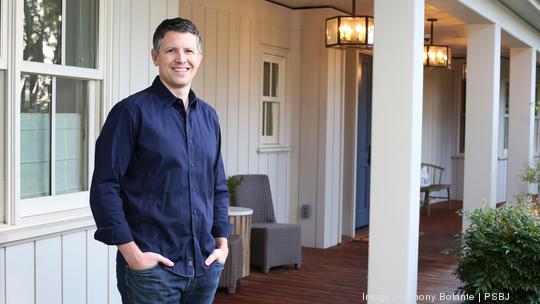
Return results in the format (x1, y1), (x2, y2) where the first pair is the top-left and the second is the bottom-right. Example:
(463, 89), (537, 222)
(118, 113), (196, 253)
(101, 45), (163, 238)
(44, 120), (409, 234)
(204, 237), (229, 266)
(118, 242), (174, 270)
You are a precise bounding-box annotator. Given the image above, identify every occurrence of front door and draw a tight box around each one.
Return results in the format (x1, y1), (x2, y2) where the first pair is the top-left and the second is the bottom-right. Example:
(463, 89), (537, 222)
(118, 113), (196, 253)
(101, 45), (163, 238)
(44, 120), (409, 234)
(355, 53), (372, 229)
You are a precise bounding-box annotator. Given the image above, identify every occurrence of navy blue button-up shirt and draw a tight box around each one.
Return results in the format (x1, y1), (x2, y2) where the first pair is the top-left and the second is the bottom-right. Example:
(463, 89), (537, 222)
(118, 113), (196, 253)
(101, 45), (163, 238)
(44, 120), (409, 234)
(90, 76), (232, 277)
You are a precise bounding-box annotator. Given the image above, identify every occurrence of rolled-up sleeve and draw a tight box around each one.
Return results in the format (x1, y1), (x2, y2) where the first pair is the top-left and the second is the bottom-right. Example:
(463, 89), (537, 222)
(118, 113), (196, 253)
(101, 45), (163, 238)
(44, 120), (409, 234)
(211, 125), (233, 239)
(90, 104), (136, 245)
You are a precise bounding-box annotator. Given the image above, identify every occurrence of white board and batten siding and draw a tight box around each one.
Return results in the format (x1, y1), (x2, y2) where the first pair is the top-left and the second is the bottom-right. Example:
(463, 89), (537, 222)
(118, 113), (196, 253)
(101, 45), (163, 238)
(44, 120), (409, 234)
(297, 9), (345, 248)
(1, 229), (111, 304)
(179, 0), (300, 225)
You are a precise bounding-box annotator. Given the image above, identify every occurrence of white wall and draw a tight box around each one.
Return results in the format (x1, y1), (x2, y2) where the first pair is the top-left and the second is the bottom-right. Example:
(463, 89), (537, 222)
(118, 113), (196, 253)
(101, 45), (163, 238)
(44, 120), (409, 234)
(421, 68), (455, 200)
(0, 228), (115, 304)
(178, 0), (301, 225)
(297, 9), (345, 248)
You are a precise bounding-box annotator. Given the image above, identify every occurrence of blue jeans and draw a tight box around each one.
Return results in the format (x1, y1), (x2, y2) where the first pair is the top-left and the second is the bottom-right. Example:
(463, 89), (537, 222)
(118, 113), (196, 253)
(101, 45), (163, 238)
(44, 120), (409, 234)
(116, 260), (224, 304)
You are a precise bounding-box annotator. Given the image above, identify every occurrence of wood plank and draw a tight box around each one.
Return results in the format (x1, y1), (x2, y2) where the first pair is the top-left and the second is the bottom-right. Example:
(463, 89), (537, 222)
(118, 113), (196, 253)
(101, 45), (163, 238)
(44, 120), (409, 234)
(35, 237), (62, 304)
(62, 232), (87, 304)
(190, 4), (205, 96)
(108, 247), (122, 304)
(203, 7), (218, 108)
(277, 153), (288, 222)
(166, 0), (179, 18)
(129, 0), (150, 92)
(148, 0), (167, 83)
(215, 202), (463, 303)
(216, 11), (229, 163)
(179, 0), (192, 19)
(6, 243), (34, 304)
(118, 0), (132, 99)
(0, 248), (5, 304)
(236, 15), (251, 175)
(248, 20), (262, 174)
(226, 14), (241, 175)
(87, 230), (108, 304)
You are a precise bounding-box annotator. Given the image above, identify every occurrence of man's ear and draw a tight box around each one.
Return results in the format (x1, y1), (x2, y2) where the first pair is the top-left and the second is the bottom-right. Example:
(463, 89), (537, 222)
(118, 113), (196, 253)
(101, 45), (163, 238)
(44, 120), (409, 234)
(151, 49), (159, 66)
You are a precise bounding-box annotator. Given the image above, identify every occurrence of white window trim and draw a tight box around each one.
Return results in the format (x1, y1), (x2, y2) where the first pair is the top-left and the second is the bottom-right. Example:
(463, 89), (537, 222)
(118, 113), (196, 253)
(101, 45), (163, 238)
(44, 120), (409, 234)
(0, 0), (7, 69)
(498, 79), (509, 159)
(260, 49), (287, 146)
(4, 0), (108, 226)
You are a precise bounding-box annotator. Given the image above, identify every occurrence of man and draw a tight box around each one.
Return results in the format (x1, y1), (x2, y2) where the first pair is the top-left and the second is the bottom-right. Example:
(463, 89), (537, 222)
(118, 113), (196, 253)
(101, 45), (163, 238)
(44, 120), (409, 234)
(90, 18), (232, 304)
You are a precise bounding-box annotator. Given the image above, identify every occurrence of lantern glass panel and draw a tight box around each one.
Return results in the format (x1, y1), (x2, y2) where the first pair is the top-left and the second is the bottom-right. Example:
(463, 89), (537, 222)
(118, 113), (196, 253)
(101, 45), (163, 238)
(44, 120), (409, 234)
(326, 18), (338, 45)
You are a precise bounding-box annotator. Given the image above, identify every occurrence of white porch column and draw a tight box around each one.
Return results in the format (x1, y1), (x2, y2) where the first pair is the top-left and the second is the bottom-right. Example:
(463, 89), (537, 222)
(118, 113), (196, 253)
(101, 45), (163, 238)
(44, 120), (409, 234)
(463, 24), (501, 228)
(368, 0), (424, 303)
(507, 47), (537, 201)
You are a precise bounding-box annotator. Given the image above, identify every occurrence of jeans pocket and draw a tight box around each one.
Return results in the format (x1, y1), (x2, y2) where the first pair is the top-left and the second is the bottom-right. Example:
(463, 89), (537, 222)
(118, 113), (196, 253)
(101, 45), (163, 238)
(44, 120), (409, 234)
(127, 263), (160, 274)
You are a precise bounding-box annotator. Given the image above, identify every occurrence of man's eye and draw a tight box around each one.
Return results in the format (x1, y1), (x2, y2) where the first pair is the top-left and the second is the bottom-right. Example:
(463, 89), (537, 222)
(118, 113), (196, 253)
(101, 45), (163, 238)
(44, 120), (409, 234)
(166, 49), (174, 53)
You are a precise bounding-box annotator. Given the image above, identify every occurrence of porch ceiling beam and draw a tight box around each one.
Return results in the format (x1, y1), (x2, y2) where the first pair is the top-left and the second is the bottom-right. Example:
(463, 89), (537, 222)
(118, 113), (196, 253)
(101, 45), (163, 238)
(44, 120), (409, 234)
(368, 0), (424, 302)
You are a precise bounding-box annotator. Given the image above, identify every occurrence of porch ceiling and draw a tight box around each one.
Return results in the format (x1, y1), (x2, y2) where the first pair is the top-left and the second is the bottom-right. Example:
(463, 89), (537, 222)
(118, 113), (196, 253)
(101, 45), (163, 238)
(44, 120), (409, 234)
(267, 0), (540, 62)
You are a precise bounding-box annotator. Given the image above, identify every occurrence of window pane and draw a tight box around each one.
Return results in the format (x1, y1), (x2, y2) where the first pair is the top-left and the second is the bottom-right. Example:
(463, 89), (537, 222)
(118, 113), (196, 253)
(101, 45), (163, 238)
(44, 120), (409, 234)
(0, 71), (5, 220)
(262, 101), (273, 136)
(271, 63), (278, 97)
(21, 74), (52, 199)
(65, 0), (98, 68)
(459, 79), (466, 154)
(263, 62), (270, 97)
(55, 78), (88, 194)
(23, 0), (62, 64)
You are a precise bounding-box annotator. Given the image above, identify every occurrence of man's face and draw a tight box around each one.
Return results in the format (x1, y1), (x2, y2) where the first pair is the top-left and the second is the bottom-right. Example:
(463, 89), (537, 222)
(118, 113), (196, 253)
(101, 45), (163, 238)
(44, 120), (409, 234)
(151, 31), (202, 93)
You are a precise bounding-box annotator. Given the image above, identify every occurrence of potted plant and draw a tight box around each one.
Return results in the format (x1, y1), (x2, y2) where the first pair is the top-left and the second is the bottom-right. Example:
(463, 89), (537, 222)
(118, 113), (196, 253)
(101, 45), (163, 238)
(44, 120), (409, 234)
(448, 198), (540, 303)
(226, 176), (244, 206)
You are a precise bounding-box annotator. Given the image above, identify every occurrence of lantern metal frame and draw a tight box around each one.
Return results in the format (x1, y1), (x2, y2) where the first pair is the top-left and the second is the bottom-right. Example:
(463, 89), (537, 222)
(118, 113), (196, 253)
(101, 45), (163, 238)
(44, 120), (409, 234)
(424, 18), (452, 68)
(325, 0), (373, 49)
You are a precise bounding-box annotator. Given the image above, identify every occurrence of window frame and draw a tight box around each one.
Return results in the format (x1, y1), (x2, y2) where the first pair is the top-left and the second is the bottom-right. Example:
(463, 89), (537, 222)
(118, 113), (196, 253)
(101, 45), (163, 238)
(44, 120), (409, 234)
(6, 0), (105, 224)
(498, 79), (509, 159)
(260, 51), (286, 146)
(0, 0), (7, 69)
(535, 84), (539, 157)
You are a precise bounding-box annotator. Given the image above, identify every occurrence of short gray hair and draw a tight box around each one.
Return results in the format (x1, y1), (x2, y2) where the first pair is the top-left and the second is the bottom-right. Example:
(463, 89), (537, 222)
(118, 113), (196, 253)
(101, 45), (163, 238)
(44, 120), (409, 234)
(152, 18), (202, 53)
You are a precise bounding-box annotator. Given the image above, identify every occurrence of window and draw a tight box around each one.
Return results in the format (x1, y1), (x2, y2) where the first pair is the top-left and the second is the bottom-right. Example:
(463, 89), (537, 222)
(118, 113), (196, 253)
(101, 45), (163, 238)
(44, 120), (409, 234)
(503, 81), (509, 153)
(0, 71), (5, 223)
(20, 74), (89, 199)
(261, 54), (285, 145)
(458, 75), (466, 154)
(16, 0), (101, 218)
(535, 85), (539, 155)
(23, 0), (98, 68)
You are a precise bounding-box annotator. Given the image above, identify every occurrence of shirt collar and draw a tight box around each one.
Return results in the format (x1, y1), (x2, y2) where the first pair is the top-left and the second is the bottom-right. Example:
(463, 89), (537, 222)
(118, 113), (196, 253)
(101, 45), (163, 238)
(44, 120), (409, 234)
(151, 76), (199, 108)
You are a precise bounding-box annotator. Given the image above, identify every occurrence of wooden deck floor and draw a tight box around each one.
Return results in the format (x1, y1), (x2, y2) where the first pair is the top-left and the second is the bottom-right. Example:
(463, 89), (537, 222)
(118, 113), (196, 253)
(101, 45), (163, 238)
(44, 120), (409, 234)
(215, 201), (463, 304)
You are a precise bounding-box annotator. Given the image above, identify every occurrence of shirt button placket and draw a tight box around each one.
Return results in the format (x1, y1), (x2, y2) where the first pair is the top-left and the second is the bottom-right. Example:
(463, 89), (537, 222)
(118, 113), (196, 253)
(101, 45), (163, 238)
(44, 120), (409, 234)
(186, 111), (198, 274)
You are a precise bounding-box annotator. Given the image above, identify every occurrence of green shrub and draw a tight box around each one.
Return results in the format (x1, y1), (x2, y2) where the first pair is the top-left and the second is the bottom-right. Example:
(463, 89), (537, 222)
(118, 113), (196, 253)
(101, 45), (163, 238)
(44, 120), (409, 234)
(452, 200), (540, 303)
(226, 176), (243, 206)
(521, 160), (540, 185)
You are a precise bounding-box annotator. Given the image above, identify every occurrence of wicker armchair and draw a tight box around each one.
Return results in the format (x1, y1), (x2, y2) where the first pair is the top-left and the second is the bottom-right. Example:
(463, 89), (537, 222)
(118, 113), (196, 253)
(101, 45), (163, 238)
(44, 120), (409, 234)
(218, 234), (243, 294)
(231, 174), (301, 273)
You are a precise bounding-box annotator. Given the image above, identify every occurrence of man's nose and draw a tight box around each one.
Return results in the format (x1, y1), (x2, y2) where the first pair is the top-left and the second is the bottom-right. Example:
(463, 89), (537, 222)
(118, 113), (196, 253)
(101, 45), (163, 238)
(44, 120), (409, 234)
(176, 52), (187, 63)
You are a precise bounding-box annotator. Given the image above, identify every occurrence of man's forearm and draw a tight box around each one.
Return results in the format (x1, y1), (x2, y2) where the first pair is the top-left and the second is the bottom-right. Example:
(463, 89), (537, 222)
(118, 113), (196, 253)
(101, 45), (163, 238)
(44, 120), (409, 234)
(117, 241), (143, 264)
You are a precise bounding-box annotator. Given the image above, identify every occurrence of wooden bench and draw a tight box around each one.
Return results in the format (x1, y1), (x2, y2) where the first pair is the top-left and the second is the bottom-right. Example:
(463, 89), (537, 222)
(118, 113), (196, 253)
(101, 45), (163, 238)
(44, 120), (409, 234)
(420, 163), (451, 216)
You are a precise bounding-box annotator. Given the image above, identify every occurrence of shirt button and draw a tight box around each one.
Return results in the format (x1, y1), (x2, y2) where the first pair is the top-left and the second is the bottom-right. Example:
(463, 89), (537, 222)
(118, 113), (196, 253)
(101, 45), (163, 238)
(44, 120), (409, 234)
(193, 210), (197, 215)
(188, 261), (193, 266)
(190, 163), (194, 167)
